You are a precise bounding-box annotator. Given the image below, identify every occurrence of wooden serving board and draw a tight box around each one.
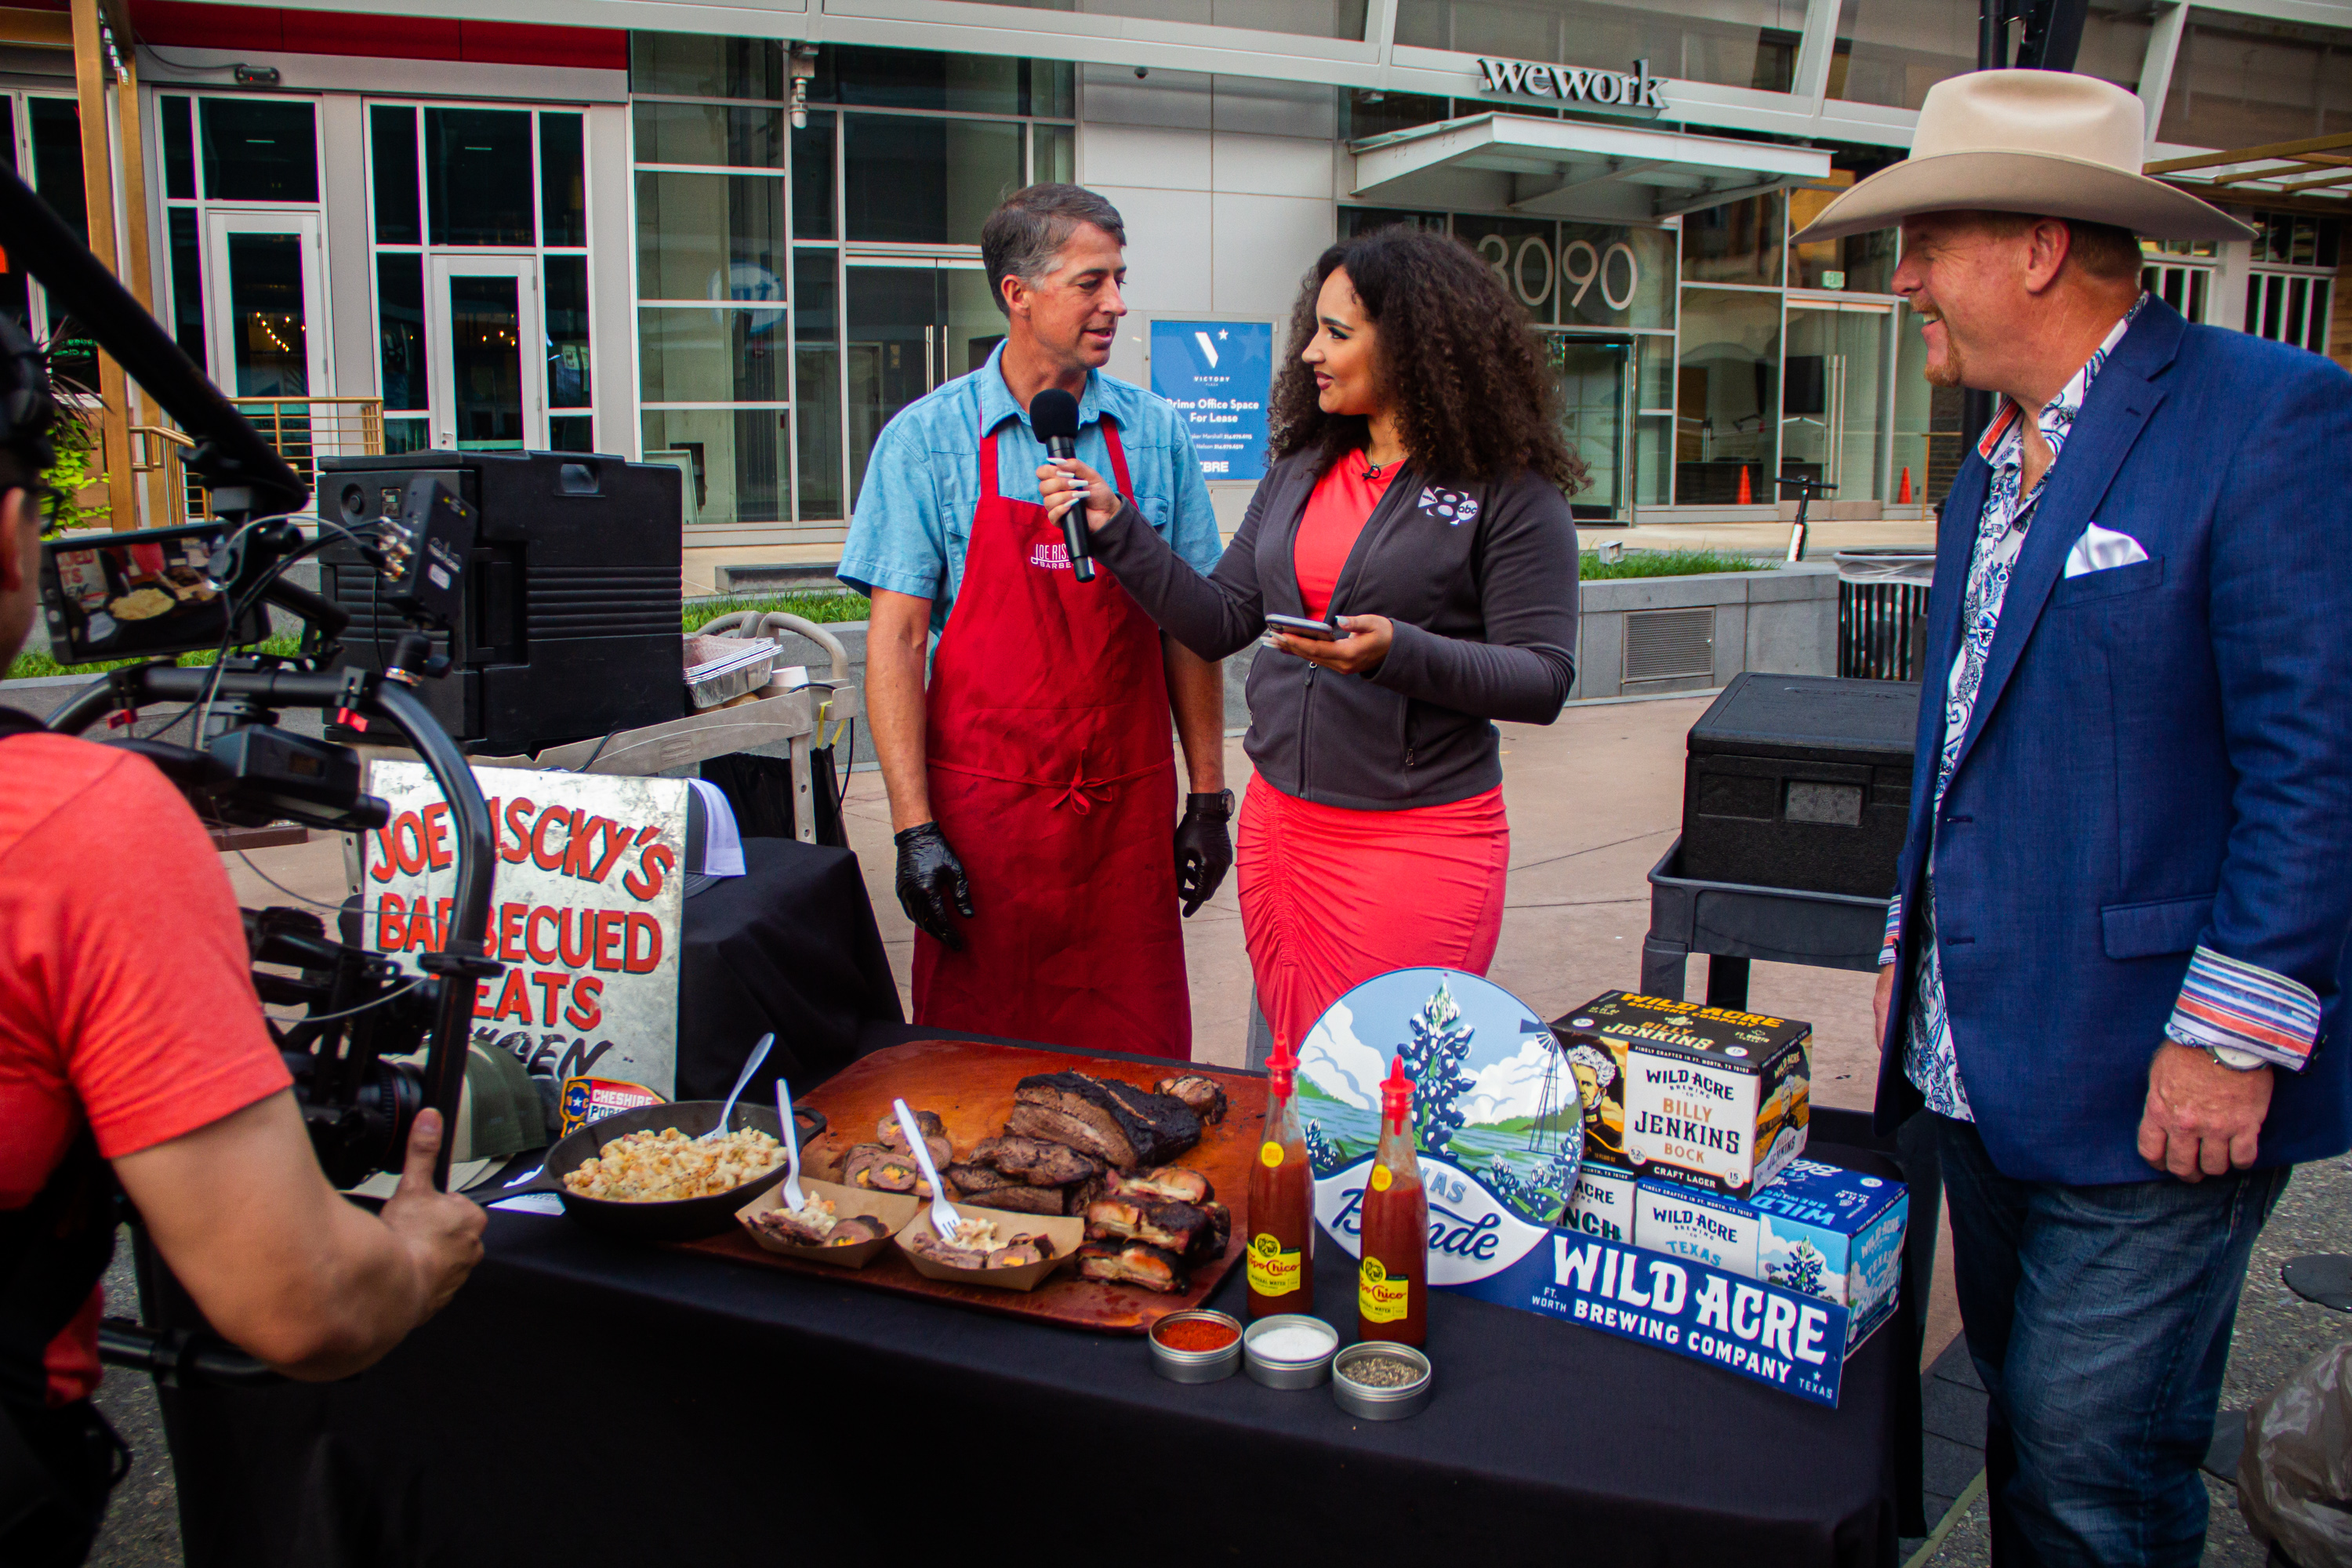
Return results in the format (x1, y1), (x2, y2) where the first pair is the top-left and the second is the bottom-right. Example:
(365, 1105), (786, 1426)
(674, 1039), (1262, 1335)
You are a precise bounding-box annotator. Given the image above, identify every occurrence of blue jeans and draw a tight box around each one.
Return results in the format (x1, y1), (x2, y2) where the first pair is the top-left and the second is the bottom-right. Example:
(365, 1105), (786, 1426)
(1936, 1115), (2287, 1568)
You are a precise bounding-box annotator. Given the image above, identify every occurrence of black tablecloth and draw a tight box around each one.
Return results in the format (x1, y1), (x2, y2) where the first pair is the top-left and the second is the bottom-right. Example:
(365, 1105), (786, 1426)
(150, 1032), (1907, 1567)
(672, 836), (900, 1100)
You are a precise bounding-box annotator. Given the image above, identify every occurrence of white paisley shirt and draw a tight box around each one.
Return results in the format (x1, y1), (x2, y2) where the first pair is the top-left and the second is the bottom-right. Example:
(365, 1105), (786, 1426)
(1881, 296), (2146, 1121)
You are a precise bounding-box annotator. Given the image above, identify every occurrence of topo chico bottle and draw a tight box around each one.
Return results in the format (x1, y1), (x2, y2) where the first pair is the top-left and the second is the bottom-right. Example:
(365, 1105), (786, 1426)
(1246, 1050), (1315, 1319)
(1357, 1055), (1428, 1348)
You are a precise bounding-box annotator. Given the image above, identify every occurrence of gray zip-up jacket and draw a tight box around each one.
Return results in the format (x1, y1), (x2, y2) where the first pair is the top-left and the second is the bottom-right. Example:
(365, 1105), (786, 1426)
(1091, 452), (1580, 812)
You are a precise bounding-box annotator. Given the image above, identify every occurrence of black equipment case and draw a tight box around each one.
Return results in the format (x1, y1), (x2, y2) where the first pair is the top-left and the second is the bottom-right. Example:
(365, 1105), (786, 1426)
(316, 451), (682, 753)
(1680, 673), (1921, 898)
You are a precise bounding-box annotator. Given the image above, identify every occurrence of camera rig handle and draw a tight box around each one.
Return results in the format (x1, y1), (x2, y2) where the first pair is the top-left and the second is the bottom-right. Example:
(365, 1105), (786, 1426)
(48, 666), (498, 1189)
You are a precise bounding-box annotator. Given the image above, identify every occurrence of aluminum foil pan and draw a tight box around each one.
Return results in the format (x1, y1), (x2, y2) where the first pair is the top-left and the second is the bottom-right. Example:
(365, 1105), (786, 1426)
(684, 634), (778, 709)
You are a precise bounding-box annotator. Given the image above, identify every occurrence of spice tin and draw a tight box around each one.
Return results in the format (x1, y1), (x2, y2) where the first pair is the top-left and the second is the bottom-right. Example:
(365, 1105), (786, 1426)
(1243, 1314), (1338, 1389)
(1330, 1342), (1433, 1421)
(1147, 1310), (1243, 1384)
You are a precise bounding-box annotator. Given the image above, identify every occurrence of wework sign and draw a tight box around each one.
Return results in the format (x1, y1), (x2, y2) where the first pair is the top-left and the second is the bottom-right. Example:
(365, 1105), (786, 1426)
(1476, 56), (1668, 113)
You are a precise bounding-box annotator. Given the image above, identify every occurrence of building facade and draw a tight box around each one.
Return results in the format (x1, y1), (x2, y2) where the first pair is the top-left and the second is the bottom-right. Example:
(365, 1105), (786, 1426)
(3, 0), (2347, 548)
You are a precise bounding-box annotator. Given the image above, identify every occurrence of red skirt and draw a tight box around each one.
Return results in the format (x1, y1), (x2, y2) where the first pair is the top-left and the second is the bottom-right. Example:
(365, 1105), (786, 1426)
(1237, 775), (1510, 1056)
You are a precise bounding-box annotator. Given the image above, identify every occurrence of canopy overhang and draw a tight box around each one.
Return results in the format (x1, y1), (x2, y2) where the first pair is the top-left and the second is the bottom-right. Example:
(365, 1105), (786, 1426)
(1351, 113), (1834, 223)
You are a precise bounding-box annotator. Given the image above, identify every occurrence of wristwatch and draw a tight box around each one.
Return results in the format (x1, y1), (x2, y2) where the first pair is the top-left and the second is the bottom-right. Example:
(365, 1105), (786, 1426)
(1188, 789), (1236, 822)
(2205, 1043), (2267, 1072)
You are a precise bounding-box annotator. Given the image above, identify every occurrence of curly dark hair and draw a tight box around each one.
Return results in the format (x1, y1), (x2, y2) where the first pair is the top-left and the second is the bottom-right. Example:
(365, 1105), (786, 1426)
(1269, 226), (1585, 495)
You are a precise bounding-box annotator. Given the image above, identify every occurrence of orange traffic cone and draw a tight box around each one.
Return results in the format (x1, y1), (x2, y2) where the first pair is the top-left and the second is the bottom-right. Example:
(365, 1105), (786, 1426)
(1898, 466), (1913, 503)
(1737, 466), (1752, 505)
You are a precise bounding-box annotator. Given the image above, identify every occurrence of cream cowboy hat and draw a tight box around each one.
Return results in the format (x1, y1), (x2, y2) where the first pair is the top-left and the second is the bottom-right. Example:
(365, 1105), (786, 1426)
(1791, 70), (2252, 244)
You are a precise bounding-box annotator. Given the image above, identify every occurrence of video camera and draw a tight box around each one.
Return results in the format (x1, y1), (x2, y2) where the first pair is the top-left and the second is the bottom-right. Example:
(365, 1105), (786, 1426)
(3, 162), (500, 1196)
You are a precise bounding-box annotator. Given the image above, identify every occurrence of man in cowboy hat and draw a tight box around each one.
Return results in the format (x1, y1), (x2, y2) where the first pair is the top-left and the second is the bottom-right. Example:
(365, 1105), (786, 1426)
(1808, 69), (2352, 1565)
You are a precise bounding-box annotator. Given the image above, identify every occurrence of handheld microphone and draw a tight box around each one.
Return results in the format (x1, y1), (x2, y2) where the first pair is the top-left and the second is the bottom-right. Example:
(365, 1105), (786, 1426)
(1029, 387), (1094, 584)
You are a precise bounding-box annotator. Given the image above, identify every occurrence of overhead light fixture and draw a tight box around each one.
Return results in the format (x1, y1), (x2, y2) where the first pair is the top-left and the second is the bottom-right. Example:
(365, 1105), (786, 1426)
(234, 64), (281, 87)
(789, 43), (818, 129)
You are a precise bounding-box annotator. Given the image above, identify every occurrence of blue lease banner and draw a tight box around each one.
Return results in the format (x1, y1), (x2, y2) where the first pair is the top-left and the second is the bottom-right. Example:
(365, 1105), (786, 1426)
(1149, 320), (1272, 482)
(1450, 1232), (1852, 1407)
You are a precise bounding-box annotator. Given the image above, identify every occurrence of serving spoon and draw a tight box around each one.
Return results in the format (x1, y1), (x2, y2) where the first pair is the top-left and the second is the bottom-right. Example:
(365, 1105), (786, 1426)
(893, 1097), (961, 1243)
(701, 1031), (775, 1142)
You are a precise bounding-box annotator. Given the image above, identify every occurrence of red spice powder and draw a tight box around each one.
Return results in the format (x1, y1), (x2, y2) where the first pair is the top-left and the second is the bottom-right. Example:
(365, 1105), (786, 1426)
(1155, 1318), (1239, 1353)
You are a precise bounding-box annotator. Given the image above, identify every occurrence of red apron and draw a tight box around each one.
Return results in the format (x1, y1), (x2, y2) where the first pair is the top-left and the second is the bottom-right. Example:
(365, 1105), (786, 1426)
(911, 415), (1192, 1059)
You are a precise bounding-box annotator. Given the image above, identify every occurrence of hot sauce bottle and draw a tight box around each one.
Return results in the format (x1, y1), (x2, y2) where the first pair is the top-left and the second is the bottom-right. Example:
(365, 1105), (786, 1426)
(1357, 1056), (1428, 1348)
(1247, 1050), (1315, 1319)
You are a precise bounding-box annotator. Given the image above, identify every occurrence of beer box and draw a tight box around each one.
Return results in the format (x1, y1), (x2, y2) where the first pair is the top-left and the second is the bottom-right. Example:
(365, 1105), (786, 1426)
(1562, 1163), (1639, 1243)
(1635, 1179), (1760, 1275)
(1551, 1011), (1634, 1174)
(1749, 1158), (1908, 1348)
(1639, 1168), (1907, 1348)
(1573, 991), (1809, 1199)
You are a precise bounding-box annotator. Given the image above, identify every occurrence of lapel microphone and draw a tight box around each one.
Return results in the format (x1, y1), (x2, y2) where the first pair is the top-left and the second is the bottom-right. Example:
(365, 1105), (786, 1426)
(1029, 388), (1094, 583)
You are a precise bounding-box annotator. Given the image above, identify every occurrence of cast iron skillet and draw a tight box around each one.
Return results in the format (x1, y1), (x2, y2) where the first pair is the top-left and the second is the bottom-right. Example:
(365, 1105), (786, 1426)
(490, 1100), (828, 1243)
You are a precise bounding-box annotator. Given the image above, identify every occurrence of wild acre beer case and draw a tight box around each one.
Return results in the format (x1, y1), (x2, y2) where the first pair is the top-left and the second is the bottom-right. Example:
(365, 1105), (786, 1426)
(1555, 992), (1810, 1200)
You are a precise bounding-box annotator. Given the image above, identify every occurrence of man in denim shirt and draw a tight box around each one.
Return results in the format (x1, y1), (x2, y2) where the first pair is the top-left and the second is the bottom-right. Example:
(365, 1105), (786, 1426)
(840, 185), (1231, 1058)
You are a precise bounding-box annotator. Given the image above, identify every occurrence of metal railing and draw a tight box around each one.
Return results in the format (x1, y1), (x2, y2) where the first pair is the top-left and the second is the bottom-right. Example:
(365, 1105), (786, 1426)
(174, 397), (386, 521)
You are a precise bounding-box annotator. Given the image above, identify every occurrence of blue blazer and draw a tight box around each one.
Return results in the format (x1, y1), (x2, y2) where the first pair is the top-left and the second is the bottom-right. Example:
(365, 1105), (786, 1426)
(1878, 297), (2352, 1183)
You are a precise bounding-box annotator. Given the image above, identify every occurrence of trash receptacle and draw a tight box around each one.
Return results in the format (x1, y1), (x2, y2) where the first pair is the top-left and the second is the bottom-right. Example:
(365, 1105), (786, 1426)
(1835, 550), (1935, 681)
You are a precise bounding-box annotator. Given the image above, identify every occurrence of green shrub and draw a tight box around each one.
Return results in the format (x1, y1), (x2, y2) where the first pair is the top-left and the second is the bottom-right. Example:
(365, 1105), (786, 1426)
(1580, 548), (1773, 581)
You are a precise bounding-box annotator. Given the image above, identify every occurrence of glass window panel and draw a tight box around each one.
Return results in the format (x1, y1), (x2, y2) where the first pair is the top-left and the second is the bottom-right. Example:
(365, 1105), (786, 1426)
(1025, 59), (1075, 118)
(986, 0), (1366, 40)
(162, 95), (195, 200)
(844, 116), (1021, 245)
(1546, 336), (1631, 517)
(201, 99), (318, 202)
(1031, 123), (1073, 187)
(1341, 207), (1446, 237)
(1893, 302), (1934, 506)
(1559, 223), (1675, 329)
(1828, 0), (1974, 111)
(1789, 191), (1896, 292)
(376, 252), (426, 412)
(29, 99), (88, 243)
(1343, 90), (1452, 140)
(794, 250), (843, 522)
(1675, 287), (1779, 504)
(1457, 216), (1558, 325)
(448, 274), (523, 449)
(549, 415), (595, 453)
(1681, 192), (1784, 286)
(546, 256), (592, 409)
(2161, 12), (2352, 150)
(822, 46), (1023, 112)
(1638, 335), (1673, 409)
(641, 408), (790, 525)
(633, 102), (785, 169)
(387, 416), (430, 454)
(630, 33), (783, 100)
(226, 232), (310, 397)
(371, 105), (419, 246)
(426, 107), (534, 247)
(793, 112), (835, 240)
(1635, 415), (1668, 505)
(540, 113), (586, 248)
(634, 172), (787, 302)
(168, 207), (205, 372)
(1398, 0), (1799, 90)
(639, 306), (787, 403)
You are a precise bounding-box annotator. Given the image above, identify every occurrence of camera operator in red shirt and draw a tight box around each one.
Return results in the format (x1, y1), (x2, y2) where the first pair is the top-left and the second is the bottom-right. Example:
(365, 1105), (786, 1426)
(0, 320), (485, 1566)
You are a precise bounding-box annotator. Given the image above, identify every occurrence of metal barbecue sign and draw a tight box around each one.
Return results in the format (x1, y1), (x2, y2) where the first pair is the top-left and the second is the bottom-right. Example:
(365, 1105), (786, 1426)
(1475, 56), (1668, 114)
(364, 763), (688, 1099)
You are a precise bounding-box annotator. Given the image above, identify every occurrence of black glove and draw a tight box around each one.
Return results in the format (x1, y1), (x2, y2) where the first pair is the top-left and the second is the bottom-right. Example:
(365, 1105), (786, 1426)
(1174, 789), (1235, 918)
(894, 821), (974, 949)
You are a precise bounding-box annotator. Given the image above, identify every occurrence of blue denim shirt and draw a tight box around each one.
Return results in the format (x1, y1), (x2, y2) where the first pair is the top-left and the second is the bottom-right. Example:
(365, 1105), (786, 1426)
(838, 342), (1223, 633)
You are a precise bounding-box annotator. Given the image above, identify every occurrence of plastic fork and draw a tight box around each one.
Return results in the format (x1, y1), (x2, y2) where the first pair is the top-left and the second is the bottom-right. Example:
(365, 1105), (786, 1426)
(701, 1032), (775, 1142)
(892, 1097), (961, 1243)
(775, 1077), (806, 1213)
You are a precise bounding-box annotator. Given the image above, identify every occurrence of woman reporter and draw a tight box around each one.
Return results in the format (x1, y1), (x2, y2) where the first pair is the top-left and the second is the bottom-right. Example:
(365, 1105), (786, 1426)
(1042, 225), (1583, 1057)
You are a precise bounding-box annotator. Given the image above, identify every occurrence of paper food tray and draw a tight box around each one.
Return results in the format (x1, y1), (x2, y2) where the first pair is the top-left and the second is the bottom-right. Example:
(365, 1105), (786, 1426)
(895, 1205), (1084, 1292)
(736, 1179), (920, 1269)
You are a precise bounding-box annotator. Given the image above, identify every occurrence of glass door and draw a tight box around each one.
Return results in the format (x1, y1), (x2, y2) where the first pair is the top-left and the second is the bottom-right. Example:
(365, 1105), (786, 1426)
(845, 258), (998, 506)
(1544, 332), (1636, 523)
(1780, 301), (1891, 503)
(203, 212), (330, 398)
(426, 256), (544, 452)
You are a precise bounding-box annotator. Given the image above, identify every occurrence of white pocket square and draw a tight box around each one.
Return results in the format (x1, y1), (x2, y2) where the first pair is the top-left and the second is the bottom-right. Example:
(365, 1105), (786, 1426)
(2063, 522), (2150, 579)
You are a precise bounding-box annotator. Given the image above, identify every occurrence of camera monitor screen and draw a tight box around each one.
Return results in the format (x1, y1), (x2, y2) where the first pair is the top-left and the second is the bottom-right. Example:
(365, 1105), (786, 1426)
(38, 522), (271, 665)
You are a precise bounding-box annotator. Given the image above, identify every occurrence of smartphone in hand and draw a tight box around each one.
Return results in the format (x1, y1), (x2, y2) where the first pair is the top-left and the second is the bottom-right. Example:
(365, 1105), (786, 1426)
(1265, 613), (1345, 642)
